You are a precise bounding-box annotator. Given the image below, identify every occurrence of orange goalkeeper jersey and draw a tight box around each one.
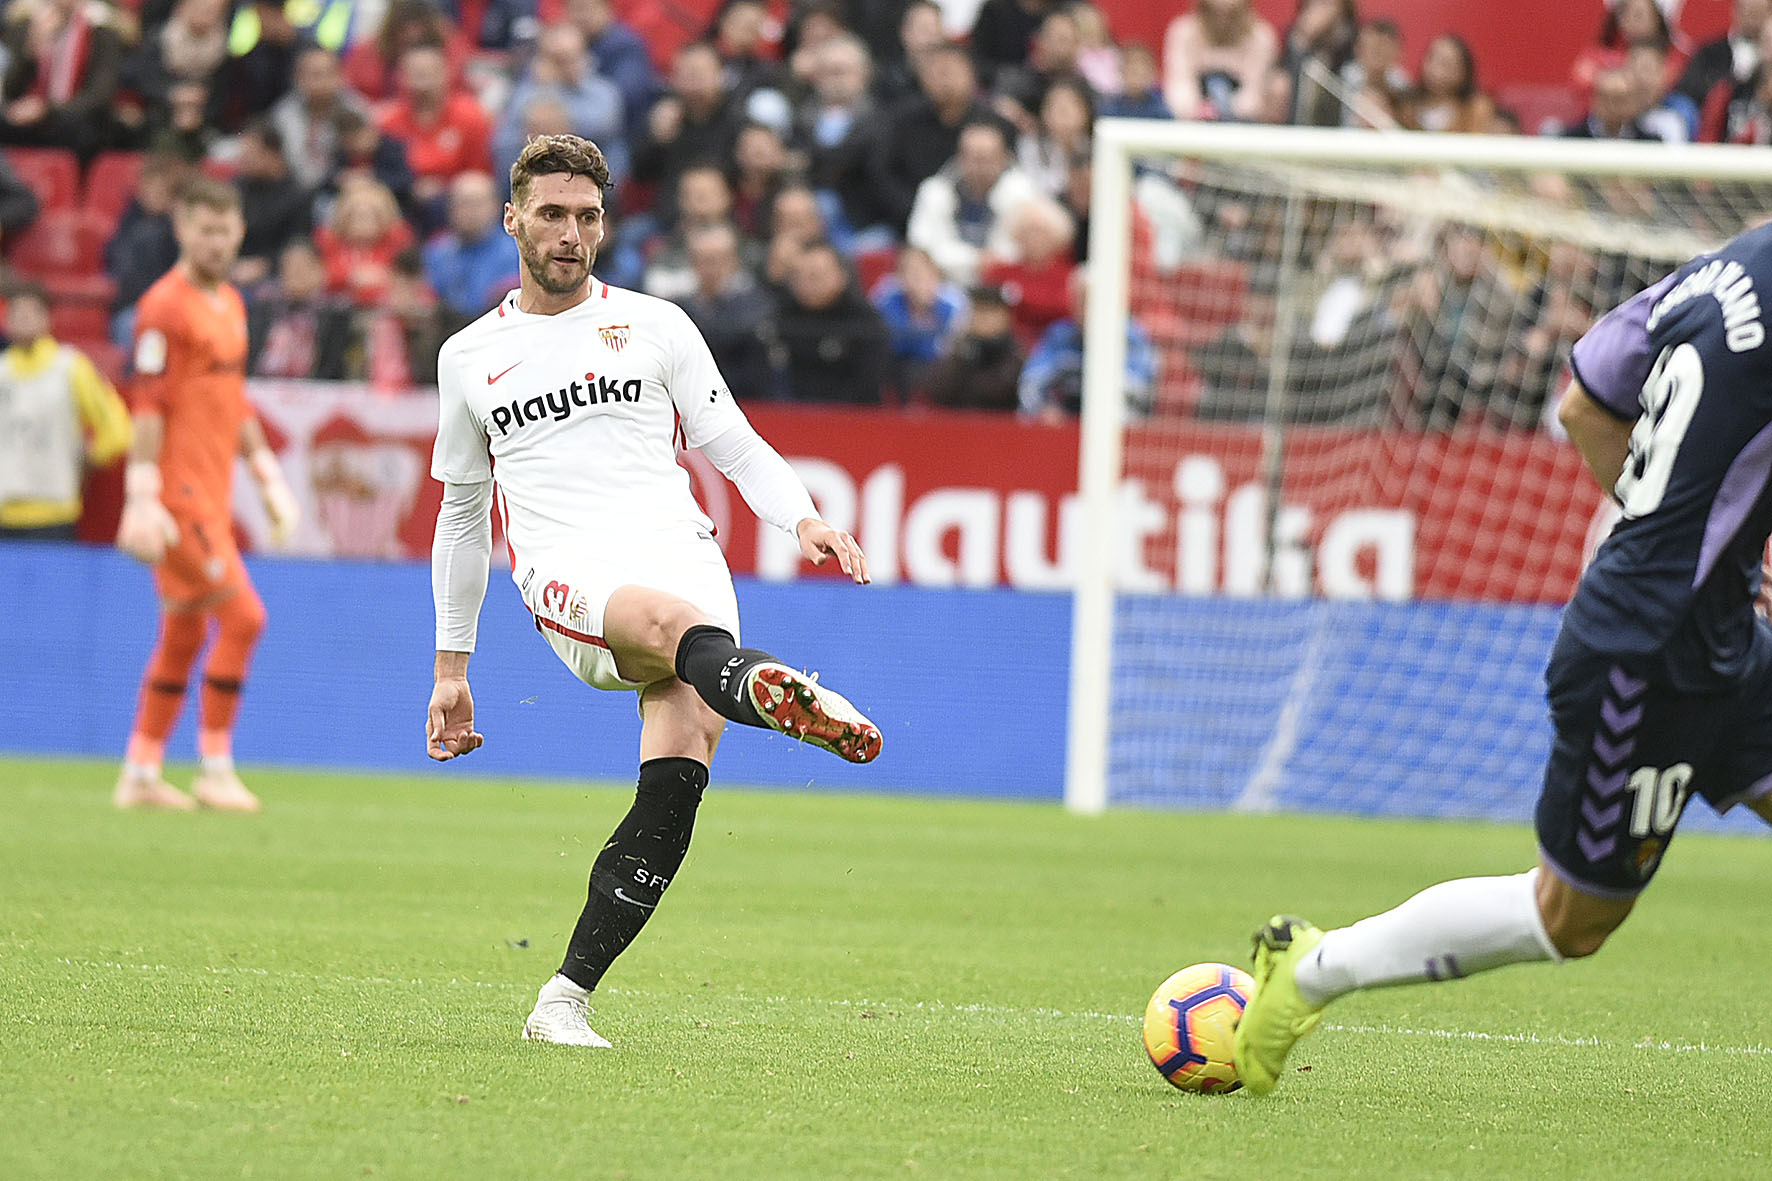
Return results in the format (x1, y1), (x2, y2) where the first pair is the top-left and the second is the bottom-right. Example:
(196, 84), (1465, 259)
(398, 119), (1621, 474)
(131, 266), (251, 521)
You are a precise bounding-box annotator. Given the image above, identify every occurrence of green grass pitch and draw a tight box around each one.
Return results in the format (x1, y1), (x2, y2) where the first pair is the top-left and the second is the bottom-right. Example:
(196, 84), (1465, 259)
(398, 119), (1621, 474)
(5, 755), (1772, 1178)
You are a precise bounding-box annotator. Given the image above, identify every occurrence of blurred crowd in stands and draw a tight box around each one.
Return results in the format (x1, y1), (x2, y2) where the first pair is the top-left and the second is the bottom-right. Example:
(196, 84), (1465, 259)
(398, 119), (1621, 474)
(0, 0), (1766, 426)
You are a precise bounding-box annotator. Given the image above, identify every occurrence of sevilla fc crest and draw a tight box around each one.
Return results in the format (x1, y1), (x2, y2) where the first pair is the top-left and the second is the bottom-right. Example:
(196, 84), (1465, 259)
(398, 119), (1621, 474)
(599, 324), (631, 352)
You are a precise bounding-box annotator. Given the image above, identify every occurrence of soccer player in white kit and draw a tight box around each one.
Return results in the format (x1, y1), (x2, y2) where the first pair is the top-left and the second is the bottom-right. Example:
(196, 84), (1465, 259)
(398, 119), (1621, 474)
(426, 136), (883, 1047)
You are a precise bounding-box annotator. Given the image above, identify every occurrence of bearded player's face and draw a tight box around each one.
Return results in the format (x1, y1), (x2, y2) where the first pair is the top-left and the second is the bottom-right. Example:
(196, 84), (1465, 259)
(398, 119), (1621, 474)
(175, 203), (244, 286)
(507, 172), (604, 296)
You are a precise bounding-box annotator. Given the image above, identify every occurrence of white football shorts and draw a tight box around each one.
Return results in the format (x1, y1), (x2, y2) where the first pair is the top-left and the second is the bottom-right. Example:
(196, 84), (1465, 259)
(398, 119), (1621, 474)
(518, 528), (741, 691)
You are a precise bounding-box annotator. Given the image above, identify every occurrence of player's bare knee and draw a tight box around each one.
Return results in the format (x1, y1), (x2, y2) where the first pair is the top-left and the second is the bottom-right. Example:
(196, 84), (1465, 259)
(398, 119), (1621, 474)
(649, 600), (711, 659)
(1535, 876), (1631, 959)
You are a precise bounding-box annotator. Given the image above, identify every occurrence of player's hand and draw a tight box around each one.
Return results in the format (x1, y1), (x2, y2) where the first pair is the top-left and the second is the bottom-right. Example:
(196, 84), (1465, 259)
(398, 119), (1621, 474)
(116, 462), (177, 564)
(427, 677), (484, 761)
(248, 446), (301, 546)
(797, 518), (870, 584)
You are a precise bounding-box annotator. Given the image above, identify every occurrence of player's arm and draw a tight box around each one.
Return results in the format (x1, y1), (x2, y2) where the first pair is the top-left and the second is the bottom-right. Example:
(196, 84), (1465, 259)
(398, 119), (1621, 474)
(239, 415), (301, 545)
(116, 404), (179, 564)
(429, 479), (492, 760)
(1557, 378), (1636, 498)
(428, 339), (494, 760)
(699, 424), (870, 583)
(68, 350), (132, 466)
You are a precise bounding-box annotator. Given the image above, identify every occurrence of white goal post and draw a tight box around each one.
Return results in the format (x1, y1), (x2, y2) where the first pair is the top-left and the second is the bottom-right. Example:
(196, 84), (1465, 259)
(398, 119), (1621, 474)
(1066, 121), (1772, 816)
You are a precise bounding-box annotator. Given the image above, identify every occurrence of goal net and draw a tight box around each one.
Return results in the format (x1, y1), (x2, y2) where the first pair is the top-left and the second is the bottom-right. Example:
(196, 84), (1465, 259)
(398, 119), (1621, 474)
(1067, 122), (1772, 827)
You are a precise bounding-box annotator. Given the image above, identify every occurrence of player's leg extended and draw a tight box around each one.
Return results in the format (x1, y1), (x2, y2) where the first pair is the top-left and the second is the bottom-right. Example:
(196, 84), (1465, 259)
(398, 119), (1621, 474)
(526, 679), (721, 1047)
(116, 604), (209, 810)
(602, 584), (882, 764)
(190, 581), (267, 812)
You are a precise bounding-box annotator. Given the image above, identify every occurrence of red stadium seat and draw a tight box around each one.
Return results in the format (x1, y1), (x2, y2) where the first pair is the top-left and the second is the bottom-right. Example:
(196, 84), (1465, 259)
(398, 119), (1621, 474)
(83, 151), (146, 229)
(5, 146), (80, 211)
(6, 209), (110, 277)
(853, 246), (898, 297)
(1496, 83), (1586, 136)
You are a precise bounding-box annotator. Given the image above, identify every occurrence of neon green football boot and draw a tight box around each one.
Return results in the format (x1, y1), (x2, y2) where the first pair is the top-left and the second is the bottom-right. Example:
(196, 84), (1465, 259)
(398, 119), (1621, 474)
(1233, 915), (1327, 1095)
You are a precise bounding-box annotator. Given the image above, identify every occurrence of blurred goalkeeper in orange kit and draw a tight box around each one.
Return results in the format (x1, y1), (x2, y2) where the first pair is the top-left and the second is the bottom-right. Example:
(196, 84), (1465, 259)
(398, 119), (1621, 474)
(113, 176), (300, 812)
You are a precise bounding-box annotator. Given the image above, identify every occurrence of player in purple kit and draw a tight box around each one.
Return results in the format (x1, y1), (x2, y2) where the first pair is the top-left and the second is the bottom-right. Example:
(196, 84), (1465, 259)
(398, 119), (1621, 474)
(1234, 220), (1772, 1094)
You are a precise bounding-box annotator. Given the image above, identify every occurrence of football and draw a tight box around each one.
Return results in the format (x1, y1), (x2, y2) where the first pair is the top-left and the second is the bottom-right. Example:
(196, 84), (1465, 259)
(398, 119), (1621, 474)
(1141, 962), (1254, 1093)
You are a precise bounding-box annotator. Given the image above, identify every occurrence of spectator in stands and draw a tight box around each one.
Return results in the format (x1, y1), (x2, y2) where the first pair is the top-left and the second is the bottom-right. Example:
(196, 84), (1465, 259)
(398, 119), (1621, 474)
(127, 0), (231, 134)
(783, 0), (848, 95)
(643, 163), (741, 300)
(1572, 0), (1682, 94)
(1282, 0), (1358, 126)
(314, 176), (419, 307)
(272, 46), (370, 191)
(993, 7), (1084, 132)
(1018, 268), (1156, 419)
(0, 149), (40, 237)
(680, 220), (776, 399)
(907, 117), (1041, 286)
(1162, 0), (1280, 122)
(731, 121), (791, 240)
(772, 239), (889, 403)
(247, 239), (353, 379)
(760, 183), (828, 294)
(1296, 215), (1402, 424)
(377, 42), (493, 227)
(1628, 42), (1699, 141)
(351, 245), (441, 387)
(497, 94), (576, 196)
(868, 44), (999, 234)
(496, 22), (628, 184)
(564, 0), (659, 143)
(969, 0), (1059, 86)
(144, 79), (219, 162)
(1681, 0), (1767, 129)
(441, 0), (534, 51)
(234, 119), (314, 289)
(345, 0), (468, 103)
(873, 0), (946, 108)
(1069, 3), (1122, 95)
(1339, 17), (1407, 128)
(1565, 65), (1656, 139)
(1397, 33), (1494, 134)
(0, 279), (131, 541)
(330, 107), (417, 218)
(0, 0), (128, 157)
(633, 41), (742, 219)
(1017, 76), (1092, 199)
(1492, 239), (1596, 429)
(1718, 18), (1772, 142)
(1100, 42), (1172, 119)
(105, 155), (185, 344)
(709, 0), (783, 101)
(791, 32), (880, 249)
(925, 283), (1024, 411)
(226, 0), (306, 123)
(423, 170), (520, 327)
(1394, 223), (1515, 429)
(870, 244), (967, 396)
(981, 194), (1076, 346)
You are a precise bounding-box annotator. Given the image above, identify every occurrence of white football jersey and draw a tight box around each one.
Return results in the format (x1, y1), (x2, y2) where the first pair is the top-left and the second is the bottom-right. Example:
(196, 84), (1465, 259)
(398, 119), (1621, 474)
(432, 281), (750, 563)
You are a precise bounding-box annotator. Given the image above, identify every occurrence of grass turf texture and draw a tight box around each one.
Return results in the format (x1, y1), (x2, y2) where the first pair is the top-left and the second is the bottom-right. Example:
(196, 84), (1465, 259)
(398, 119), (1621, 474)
(4, 757), (1771, 1178)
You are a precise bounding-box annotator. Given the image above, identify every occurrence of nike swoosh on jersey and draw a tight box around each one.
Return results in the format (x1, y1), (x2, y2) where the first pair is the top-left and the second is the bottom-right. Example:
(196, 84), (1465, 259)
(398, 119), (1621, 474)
(612, 888), (658, 910)
(487, 361), (523, 384)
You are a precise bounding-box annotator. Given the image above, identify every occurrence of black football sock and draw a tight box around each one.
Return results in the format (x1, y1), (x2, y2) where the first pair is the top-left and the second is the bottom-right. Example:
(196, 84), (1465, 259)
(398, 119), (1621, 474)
(558, 758), (709, 991)
(674, 624), (779, 728)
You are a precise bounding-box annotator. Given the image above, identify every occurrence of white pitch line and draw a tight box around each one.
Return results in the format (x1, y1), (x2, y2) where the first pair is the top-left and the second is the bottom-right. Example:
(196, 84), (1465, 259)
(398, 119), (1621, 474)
(44, 957), (1772, 1058)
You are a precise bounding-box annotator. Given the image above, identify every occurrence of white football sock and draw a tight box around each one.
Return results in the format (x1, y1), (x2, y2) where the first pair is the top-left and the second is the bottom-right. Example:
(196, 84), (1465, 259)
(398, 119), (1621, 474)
(1293, 868), (1562, 1007)
(540, 973), (590, 1003)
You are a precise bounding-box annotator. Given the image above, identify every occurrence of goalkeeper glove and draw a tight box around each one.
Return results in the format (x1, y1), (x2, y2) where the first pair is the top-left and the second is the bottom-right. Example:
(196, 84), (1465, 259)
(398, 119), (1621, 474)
(248, 446), (301, 546)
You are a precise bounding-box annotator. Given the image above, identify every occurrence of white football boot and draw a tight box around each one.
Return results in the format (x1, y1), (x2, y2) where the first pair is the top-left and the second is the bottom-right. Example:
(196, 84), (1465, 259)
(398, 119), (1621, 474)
(522, 975), (613, 1047)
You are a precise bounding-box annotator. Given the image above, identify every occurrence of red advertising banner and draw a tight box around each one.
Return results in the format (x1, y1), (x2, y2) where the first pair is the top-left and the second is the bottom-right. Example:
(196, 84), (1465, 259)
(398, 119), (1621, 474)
(130, 383), (1606, 606)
